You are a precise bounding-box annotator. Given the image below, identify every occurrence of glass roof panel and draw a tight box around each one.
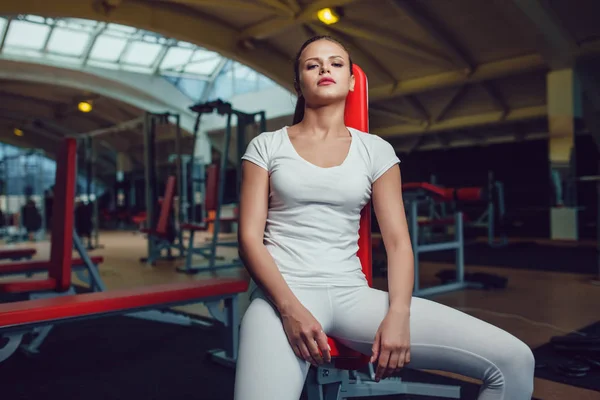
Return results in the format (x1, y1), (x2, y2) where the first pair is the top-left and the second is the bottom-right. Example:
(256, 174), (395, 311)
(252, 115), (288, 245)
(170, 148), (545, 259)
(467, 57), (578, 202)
(0, 14), (283, 102)
(4, 20), (50, 50)
(47, 27), (90, 56)
(89, 35), (128, 62)
(160, 47), (194, 70)
(121, 41), (163, 66)
(185, 49), (223, 75)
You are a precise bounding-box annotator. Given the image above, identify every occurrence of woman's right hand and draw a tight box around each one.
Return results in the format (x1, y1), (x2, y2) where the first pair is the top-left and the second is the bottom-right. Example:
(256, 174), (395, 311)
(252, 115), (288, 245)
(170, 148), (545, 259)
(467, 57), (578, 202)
(280, 303), (331, 366)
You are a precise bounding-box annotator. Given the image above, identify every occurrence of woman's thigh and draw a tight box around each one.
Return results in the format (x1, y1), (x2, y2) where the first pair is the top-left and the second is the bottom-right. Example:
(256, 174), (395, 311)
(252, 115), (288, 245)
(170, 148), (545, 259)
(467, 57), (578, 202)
(234, 286), (333, 400)
(328, 286), (533, 382)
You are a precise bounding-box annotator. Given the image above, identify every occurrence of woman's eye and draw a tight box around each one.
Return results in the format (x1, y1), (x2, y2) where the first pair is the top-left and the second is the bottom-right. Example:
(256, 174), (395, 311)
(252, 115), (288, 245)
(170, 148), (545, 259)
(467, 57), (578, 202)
(307, 65), (318, 69)
(332, 63), (343, 67)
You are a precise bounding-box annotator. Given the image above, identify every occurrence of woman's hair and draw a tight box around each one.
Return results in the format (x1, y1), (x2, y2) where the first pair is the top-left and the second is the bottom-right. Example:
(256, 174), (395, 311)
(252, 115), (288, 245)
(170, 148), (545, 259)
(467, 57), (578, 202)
(292, 35), (354, 124)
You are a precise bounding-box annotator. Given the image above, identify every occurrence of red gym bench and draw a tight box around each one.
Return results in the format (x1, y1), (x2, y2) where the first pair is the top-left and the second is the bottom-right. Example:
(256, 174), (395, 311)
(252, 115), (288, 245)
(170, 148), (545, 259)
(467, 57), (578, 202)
(0, 248), (36, 261)
(303, 65), (461, 399)
(0, 138), (249, 368)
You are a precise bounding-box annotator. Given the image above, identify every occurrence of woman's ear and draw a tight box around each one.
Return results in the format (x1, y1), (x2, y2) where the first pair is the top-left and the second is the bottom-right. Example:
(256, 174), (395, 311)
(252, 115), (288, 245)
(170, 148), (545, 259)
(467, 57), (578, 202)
(348, 74), (355, 92)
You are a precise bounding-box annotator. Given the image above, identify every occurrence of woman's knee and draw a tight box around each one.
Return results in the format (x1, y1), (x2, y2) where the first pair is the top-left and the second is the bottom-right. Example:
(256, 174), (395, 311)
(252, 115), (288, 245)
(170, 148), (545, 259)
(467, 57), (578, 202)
(486, 335), (535, 395)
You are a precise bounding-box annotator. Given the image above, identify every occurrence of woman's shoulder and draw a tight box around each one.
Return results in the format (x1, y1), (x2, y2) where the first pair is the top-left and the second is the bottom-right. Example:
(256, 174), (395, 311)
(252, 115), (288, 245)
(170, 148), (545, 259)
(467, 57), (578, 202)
(244, 127), (288, 165)
(348, 127), (394, 151)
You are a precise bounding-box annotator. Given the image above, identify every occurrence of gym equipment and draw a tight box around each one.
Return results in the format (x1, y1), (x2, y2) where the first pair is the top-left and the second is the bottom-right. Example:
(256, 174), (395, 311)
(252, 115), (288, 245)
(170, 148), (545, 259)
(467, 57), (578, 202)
(77, 136), (102, 250)
(177, 99), (266, 274)
(417, 172), (508, 248)
(141, 112), (185, 264)
(0, 147), (47, 243)
(304, 64), (461, 400)
(139, 176), (180, 265)
(0, 138), (248, 367)
(0, 248), (36, 261)
(401, 183), (471, 297)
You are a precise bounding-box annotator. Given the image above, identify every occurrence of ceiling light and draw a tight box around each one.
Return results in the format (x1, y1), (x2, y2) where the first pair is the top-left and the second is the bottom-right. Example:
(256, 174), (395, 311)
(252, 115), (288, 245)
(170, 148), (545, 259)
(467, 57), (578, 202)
(13, 128), (23, 136)
(317, 8), (340, 25)
(78, 101), (93, 113)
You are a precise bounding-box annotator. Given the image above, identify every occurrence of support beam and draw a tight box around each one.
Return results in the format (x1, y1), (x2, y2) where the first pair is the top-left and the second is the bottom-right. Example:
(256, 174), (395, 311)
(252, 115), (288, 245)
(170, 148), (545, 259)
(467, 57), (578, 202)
(370, 107), (426, 126)
(81, 116), (144, 138)
(328, 21), (453, 67)
(374, 105), (547, 137)
(434, 84), (468, 122)
(239, 0), (359, 40)
(388, 0), (473, 72)
(370, 53), (547, 100)
(511, 0), (578, 68)
(168, 0), (292, 16)
(547, 69), (581, 240)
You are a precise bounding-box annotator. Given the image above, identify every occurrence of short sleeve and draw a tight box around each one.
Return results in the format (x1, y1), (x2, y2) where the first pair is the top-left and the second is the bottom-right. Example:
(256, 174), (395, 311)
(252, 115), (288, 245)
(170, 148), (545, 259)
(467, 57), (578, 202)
(241, 133), (270, 171)
(371, 135), (400, 182)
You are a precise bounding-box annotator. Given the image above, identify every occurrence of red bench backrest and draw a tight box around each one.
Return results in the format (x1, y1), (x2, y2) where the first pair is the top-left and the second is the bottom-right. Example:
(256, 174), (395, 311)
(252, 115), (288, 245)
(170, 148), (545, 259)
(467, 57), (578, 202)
(345, 64), (372, 288)
(204, 164), (219, 212)
(49, 138), (77, 292)
(328, 64), (372, 368)
(156, 176), (176, 235)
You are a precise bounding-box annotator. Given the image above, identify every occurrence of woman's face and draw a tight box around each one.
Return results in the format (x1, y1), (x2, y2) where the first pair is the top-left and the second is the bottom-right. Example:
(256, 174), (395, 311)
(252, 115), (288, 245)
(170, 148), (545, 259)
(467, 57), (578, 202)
(297, 39), (354, 106)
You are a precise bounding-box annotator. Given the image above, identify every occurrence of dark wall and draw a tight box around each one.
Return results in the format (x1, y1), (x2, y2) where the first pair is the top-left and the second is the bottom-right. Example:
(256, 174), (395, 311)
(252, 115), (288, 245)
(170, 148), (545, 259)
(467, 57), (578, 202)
(397, 135), (599, 239)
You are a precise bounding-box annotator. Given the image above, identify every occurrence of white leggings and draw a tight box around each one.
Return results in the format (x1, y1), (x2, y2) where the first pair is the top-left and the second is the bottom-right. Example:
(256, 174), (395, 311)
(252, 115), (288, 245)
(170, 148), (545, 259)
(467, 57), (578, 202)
(233, 284), (535, 400)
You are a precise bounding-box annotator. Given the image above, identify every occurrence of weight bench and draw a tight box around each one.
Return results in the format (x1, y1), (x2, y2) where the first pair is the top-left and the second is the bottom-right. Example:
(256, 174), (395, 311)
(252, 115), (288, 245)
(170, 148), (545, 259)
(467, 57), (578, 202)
(0, 278), (247, 364)
(0, 138), (249, 367)
(0, 248), (36, 261)
(304, 64), (460, 399)
(140, 176), (184, 265)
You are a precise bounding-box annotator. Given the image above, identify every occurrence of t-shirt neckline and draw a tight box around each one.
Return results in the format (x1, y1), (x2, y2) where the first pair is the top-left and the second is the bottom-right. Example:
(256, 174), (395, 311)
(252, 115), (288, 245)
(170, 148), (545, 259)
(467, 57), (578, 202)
(283, 126), (354, 170)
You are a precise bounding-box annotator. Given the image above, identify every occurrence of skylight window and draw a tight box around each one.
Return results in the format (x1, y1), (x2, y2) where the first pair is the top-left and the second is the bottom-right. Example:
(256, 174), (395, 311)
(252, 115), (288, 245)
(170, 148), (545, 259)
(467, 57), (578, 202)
(160, 47), (194, 71)
(47, 27), (90, 56)
(122, 41), (163, 66)
(4, 20), (50, 50)
(0, 14), (279, 102)
(89, 35), (128, 62)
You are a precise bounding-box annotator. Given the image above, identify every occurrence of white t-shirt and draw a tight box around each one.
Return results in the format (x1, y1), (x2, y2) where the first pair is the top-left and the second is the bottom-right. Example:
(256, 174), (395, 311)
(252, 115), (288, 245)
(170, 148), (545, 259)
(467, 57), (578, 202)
(241, 126), (400, 288)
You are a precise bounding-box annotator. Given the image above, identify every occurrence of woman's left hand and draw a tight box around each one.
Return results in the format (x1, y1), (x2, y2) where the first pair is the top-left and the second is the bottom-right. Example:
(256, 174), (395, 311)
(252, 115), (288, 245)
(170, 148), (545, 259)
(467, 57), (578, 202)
(370, 308), (411, 382)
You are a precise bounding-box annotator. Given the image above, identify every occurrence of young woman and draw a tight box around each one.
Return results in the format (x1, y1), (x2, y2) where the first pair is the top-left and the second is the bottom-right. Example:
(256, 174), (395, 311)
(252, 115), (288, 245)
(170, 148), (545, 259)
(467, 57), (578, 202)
(234, 36), (535, 400)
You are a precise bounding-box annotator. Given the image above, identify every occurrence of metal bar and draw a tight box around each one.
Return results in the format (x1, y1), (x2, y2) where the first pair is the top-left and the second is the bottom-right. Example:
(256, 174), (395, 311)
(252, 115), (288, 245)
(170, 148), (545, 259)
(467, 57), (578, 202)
(409, 200), (420, 292)
(209, 112), (233, 269)
(81, 117), (144, 139)
(455, 212), (464, 284)
(416, 241), (461, 253)
(174, 114), (183, 230)
(143, 113), (154, 259)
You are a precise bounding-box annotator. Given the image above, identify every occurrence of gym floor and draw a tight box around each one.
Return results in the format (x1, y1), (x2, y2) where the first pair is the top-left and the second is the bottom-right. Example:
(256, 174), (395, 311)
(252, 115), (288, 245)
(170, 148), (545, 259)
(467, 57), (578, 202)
(1, 230), (597, 400)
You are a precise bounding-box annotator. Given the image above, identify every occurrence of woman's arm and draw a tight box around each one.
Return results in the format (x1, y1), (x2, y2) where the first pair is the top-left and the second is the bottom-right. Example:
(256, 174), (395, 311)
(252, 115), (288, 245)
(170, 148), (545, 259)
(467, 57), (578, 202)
(237, 160), (299, 313)
(372, 164), (414, 312)
(237, 160), (331, 365)
(370, 164), (414, 381)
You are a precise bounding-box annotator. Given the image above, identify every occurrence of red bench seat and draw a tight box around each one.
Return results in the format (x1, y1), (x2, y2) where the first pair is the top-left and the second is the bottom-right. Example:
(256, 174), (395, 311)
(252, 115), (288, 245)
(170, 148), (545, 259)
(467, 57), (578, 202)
(0, 248), (36, 259)
(0, 256), (105, 294)
(0, 256), (104, 275)
(0, 278), (248, 331)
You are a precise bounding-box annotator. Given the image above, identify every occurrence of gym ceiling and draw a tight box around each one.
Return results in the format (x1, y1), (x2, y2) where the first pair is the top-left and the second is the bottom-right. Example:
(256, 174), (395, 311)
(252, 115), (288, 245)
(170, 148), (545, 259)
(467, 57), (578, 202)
(0, 0), (599, 179)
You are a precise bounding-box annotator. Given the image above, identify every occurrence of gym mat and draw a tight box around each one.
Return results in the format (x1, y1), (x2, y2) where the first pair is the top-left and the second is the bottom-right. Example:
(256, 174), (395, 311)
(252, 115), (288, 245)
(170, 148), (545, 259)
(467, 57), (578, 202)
(532, 320), (600, 392)
(0, 313), (540, 400)
(417, 241), (597, 274)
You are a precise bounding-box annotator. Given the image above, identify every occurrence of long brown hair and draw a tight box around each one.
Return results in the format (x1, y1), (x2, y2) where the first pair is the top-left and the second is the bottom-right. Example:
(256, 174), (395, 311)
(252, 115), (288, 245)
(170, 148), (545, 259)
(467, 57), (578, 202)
(292, 36), (354, 124)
